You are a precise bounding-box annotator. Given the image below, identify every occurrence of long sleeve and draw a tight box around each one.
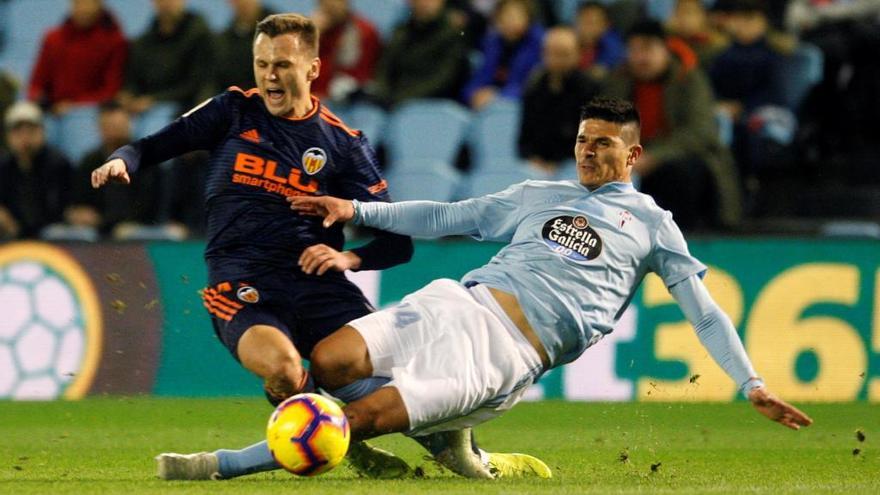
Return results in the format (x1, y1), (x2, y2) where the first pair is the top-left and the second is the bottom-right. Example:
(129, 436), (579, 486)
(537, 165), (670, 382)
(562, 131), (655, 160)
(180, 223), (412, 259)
(329, 133), (413, 270)
(356, 200), (481, 238)
(669, 275), (763, 394)
(109, 93), (231, 173)
(349, 227), (413, 271)
(355, 181), (525, 241)
(649, 69), (719, 164)
(77, 32), (127, 103)
(27, 32), (55, 103)
(499, 25), (544, 100)
(462, 32), (502, 103)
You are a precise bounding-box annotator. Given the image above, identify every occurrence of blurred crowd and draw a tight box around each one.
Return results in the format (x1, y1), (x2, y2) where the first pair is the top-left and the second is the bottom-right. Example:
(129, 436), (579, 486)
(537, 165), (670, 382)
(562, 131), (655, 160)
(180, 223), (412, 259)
(1, 0), (879, 241)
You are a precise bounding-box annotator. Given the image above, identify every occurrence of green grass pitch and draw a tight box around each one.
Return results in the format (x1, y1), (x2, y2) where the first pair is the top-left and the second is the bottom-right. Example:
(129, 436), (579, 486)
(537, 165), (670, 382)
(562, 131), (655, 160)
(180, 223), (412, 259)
(1, 398), (877, 494)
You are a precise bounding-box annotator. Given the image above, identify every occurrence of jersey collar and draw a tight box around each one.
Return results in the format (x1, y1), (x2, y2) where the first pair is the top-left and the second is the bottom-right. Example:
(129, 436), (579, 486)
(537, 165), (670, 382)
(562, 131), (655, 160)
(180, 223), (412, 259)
(583, 181), (636, 194)
(278, 95), (321, 122)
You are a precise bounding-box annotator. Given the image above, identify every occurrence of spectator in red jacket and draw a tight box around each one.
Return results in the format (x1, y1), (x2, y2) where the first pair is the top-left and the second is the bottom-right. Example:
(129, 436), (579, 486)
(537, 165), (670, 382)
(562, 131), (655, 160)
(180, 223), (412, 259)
(27, 0), (127, 114)
(312, 0), (381, 104)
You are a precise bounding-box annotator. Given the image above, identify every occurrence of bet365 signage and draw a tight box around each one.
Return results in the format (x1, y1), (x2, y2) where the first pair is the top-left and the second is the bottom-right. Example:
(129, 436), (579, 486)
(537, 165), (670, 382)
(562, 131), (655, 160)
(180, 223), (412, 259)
(531, 240), (880, 402)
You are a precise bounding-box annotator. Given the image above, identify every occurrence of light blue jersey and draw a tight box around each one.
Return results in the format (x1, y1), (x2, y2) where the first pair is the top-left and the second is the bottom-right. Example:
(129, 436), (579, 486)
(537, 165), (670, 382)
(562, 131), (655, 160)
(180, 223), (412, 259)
(355, 180), (760, 392)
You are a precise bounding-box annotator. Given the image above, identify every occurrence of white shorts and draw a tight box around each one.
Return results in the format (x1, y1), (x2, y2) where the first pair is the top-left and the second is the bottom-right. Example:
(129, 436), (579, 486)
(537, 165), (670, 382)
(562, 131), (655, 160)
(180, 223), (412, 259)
(348, 279), (543, 436)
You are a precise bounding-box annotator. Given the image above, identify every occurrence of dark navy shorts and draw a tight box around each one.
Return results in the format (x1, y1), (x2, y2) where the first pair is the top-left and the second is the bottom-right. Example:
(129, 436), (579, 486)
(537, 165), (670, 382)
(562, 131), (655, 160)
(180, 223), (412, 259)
(202, 271), (375, 360)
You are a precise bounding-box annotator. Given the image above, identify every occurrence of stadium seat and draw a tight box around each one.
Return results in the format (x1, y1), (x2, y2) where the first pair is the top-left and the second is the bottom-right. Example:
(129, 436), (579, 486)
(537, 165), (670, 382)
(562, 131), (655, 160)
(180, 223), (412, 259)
(557, 0), (632, 23)
(556, 0), (581, 22)
(775, 42), (824, 112)
(105, 0), (152, 37)
(468, 98), (522, 172)
(39, 224), (99, 243)
(352, 0), (407, 39)
(715, 109), (734, 147)
(463, 159), (542, 199)
(134, 103), (179, 139)
(385, 99), (471, 171)
(265, 0), (316, 16)
(645, 0), (677, 22)
(334, 102), (387, 146)
(385, 160), (462, 203)
(0, 1), (10, 53)
(552, 159), (579, 181)
(55, 105), (101, 163)
(187, 0), (234, 31)
(4, 0), (68, 83)
(113, 224), (188, 242)
(820, 220), (880, 239)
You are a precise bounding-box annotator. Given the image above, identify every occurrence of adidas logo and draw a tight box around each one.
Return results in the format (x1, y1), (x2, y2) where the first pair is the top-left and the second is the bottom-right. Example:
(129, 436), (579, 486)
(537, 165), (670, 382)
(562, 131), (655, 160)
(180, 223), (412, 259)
(240, 129), (260, 143)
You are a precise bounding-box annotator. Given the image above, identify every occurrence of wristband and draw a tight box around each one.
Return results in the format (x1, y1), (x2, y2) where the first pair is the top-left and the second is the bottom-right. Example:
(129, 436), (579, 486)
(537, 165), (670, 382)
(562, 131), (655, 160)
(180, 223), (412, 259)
(351, 199), (362, 225)
(741, 376), (765, 395)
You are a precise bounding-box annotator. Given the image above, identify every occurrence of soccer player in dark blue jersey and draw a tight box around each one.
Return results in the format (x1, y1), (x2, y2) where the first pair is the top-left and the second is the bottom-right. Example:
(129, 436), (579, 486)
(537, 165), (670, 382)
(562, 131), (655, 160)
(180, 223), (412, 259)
(92, 13), (530, 481)
(93, 14), (408, 405)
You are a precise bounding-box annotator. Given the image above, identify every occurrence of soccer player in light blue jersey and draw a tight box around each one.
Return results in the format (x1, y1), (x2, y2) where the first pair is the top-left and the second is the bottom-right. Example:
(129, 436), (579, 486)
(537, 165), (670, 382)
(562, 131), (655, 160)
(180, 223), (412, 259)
(288, 97), (812, 464)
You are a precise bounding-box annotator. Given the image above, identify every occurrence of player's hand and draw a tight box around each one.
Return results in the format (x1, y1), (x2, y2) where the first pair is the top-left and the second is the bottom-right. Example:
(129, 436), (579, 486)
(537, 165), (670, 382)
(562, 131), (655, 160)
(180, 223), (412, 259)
(748, 387), (813, 430)
(287, 195), (355, 228)
(91, 159), (130, 188)
(298, 243), (361, 275)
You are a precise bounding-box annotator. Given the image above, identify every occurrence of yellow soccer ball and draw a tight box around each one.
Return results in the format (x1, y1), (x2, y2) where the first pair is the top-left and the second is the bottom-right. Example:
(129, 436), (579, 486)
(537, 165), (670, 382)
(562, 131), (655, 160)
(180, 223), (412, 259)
(266, 393), (350, 476)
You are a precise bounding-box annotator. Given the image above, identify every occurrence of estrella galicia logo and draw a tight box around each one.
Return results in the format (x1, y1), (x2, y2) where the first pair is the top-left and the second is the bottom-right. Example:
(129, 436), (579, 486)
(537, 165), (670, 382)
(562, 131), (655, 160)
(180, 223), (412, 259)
(542, 215), (603, 261)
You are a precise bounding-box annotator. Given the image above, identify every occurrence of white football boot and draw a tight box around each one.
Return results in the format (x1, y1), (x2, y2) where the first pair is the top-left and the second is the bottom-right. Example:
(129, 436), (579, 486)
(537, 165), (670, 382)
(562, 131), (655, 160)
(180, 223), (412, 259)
(155, 452), (222, 480)
(417, 429), (494, 479)
(417, 428), (552, 479)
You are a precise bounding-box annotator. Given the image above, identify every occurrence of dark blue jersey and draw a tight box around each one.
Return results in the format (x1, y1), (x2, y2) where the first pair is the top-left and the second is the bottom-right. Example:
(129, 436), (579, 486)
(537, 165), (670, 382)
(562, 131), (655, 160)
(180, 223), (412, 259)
(110, 88), (412, 281)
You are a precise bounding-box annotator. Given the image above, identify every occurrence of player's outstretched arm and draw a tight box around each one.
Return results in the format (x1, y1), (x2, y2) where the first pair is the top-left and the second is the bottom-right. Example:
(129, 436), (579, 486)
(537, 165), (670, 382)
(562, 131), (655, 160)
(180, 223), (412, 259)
(748, 387), (813, 430)
(670, 276), (813, 430)
(91, 158), (130, 188)
(288, 195), (355, 228)
(293, 191), (502, 239)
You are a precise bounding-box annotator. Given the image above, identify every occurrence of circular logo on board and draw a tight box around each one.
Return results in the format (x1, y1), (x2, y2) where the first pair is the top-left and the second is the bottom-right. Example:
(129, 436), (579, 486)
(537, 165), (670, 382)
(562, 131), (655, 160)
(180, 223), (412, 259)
(0, 243), (103, 400)
(541, 215), (603, 262)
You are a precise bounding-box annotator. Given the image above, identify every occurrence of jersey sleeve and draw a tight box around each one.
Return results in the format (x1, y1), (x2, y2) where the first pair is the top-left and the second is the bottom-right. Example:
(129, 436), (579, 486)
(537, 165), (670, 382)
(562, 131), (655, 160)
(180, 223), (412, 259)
(331, 133), (390, 202)
(331, 133), (413, 271)
(670, 275), (762, 395)
(459, 182), (527, 242)
(356, 181), (527, 241)
(648, 212), (708, 287)
(108, 93), (233, 174)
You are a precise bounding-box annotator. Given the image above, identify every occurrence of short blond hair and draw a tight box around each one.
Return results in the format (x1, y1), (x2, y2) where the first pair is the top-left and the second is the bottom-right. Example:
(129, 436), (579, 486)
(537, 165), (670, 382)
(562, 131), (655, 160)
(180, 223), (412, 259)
(254, 13), (319, 56)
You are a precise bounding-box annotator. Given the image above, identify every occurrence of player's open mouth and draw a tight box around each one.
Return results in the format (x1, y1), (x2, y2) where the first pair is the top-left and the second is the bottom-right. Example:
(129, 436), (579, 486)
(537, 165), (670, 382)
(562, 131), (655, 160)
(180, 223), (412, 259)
(266, 88), (285, 104)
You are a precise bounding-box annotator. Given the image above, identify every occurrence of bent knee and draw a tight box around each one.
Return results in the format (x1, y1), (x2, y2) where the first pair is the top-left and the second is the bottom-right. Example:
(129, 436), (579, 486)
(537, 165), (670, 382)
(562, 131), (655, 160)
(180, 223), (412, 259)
(344, 388), (409, 440)
(263, 356), (309, 400)
(310, 328), (371, 388)
(238, 325), (299, 371)
(345, 402), (401, 439)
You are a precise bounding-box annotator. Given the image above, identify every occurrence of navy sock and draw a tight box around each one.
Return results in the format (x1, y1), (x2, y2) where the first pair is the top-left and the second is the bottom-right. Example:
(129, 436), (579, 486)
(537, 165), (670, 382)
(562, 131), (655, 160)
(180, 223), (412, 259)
(328, 376), (390, 403)
(215, 440), (279, 478)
